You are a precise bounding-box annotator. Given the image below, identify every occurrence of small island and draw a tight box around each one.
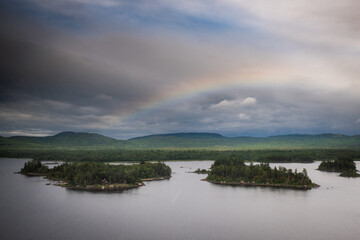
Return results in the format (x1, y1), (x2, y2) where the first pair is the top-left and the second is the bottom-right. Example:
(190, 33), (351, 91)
(205, 158), (318, 190)
(317, 157), (359, 177)
(193, 168), (210, 174)
(20, 160), (172, 191)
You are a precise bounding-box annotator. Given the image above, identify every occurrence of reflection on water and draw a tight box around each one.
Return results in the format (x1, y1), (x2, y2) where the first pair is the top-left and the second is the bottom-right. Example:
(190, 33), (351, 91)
(1, 158), (360, 240)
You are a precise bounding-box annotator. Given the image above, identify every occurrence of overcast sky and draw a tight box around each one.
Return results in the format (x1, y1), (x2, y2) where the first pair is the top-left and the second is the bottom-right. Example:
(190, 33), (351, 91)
(1, 0), (360, 139)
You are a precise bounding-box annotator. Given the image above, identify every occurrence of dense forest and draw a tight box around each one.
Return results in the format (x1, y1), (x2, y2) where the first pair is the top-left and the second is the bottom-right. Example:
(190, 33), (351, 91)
(3, 149), (360, 163)
(317, 157), (359, 177)
(0, 149), (360, 163)
(2, 132), (360, 164)
(206, 157), (318, 189)
(20, 160), (49, 176)
(20, 160), (172, 190)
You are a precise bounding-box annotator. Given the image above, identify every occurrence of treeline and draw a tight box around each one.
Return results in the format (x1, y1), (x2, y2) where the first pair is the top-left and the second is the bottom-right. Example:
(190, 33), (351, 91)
(318, 157), (356, 172)
(193, 168), (210, 174)
(207, 157), (316, 188)
(317, 157), (359, 177)
(3, 149), (360, 162)
(20, 160), (171, 186)
(20, 160), (49, 175)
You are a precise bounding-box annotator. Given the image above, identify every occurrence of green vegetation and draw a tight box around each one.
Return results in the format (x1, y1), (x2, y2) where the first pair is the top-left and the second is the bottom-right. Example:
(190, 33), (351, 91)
(193, 168), (210, 174)
(20, 160), (172, 191)
(317, 157), (356, 172)
(2, 148), (360, 163)
(206, 157), (318, 190)
(2, 132), (360, 167)
(317, 157), (359, 177)
(339, 170), (360, 177)
(20, 160), (49, 176)
(127, 133), (360, 149)
(0, 131), (120, 149)
(1, 131), (360, 150)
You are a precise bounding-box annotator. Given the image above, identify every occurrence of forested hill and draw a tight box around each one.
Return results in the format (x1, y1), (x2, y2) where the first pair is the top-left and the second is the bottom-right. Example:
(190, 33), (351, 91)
(0, 132), (360, 150)
(131, 132), (224, 139)
(0, 131), (121, 149)
(126, 133), (360, 149)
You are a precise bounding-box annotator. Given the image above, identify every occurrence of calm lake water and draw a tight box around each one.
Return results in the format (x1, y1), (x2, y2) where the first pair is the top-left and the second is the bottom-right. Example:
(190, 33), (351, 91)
(1, 158), (360, 240)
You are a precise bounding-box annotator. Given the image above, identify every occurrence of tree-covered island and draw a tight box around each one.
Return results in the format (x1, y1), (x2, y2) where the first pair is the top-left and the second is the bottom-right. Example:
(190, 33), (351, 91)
(317, 157), (360, 177)
(205, 158), (318, 190)
(20, 160), (172, 191)
(193, 168), (210, 174)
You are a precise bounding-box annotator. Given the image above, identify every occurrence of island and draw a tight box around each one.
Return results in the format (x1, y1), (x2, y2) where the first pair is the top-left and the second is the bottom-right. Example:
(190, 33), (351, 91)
(20, 160), (172, 191)
(317, 157), (359, 177)
(193, 168), (210, 174)
(205, 158), (318, 190)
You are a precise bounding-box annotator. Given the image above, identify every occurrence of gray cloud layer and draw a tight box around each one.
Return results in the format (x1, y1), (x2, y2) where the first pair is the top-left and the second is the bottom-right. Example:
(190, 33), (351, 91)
(1, 1), (360, 138)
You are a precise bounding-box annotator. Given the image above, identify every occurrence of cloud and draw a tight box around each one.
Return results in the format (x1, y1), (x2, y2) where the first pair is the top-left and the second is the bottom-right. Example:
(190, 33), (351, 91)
(241, 97), (257, 105)
(237, 113), (250, 120)
(0, 1), (360, 138)
(0, 129), (55, 137)
(94, 94), (113, 101)
(210, 97), (257, 109)
(356, 118), (360, 124)
(25, 0), (120, 16)
(43, 100), (72, 110)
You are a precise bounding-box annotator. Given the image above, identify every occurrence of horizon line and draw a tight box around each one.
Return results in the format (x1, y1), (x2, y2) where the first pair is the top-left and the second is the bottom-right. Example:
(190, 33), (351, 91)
(2, 130), (359, 140)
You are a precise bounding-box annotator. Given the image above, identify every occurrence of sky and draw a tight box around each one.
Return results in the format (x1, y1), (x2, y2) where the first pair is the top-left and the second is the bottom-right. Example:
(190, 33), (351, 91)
(1, 0), (360, 139)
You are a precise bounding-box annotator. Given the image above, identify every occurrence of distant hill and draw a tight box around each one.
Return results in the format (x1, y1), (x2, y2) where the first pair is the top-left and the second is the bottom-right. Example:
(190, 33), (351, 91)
(0, 131), (359, 150)
(126, 133), (360, 149)
(0, 131), (121, 149)
(131, 132), (224, 139)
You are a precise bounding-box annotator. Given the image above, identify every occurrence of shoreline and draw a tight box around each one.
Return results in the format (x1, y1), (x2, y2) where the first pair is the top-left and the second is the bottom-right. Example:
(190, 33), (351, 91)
(50, 177), (171, 191)
(317, 168), (360, 177)
(142, 176), (171, 181)
(204, 179), (319, 190)
(52, 176), (171, 191)
(316, 168), (343, 173)
(20, 172), (171, 192)
(56, 182), (143, 191)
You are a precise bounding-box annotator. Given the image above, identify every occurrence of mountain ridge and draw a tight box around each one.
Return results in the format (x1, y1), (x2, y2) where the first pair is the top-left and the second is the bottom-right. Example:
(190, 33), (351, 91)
(130, 132), (224, 140)
(1, 131), (359, 149)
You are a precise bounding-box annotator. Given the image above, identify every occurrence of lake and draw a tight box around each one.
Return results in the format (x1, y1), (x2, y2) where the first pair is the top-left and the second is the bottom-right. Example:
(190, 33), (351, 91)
(1, 158), (360, 240)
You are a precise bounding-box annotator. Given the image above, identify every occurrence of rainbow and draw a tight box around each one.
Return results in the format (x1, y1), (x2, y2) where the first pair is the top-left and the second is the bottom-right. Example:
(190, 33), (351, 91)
(123, 70), (289, 121)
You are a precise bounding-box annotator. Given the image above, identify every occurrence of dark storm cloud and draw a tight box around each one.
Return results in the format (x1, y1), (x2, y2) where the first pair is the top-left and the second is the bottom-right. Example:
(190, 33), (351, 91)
(0, 1), (270, 138)
(1, 0), (360, 138)
(0, 34), (157, 127)
(1, 38), (139, 102)
(0, 6), (157, 135)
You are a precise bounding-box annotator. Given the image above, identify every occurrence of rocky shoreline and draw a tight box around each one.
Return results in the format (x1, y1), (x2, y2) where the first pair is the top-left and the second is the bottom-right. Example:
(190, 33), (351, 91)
(142, 176), (171, 181)
(204, 179), (319, 190)
(58, 176), (171, 192)
(55, 182), (143, 191)
(20, 172), (170, 192)
(50, 177), (171, 192)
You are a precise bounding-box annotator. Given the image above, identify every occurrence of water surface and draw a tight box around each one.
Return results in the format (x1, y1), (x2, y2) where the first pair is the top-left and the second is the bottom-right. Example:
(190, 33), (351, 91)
(1, 158), (360, 240)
